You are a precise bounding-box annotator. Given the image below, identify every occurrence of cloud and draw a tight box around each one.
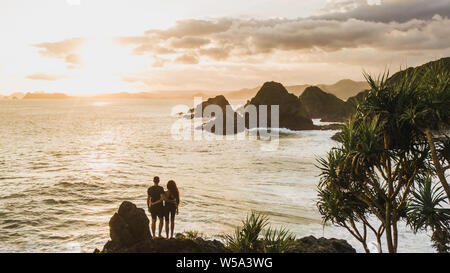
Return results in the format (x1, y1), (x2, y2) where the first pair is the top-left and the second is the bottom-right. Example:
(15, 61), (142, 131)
(169, 37), (210, 49)
(316, 0), (450, 23)
(33, 38), (85, 65)
(65, 54), (81, 64)
(26, 73), (66, 81)
(117, 15), (450, 65)
(145, 18), (233, 38)
(175, 54), (199, 64)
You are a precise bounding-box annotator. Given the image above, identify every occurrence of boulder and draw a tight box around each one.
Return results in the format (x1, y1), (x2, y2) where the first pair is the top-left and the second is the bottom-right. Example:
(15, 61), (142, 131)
(99, 201), (230, 253)
(107, 201), (151, 250)
(287, 236), (356, 253)
(246, 81), (315, 130)
(300, 86), (354, 122)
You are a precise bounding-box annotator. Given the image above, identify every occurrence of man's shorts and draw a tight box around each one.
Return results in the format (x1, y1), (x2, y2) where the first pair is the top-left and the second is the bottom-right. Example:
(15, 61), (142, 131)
(150, 204), (164, 220)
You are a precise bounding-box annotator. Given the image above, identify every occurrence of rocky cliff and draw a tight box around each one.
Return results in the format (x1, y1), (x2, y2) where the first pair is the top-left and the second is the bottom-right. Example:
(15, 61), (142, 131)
(96, 201), (356, 253)
(246, 81), (316, 130)
(300, 86), (354, 122)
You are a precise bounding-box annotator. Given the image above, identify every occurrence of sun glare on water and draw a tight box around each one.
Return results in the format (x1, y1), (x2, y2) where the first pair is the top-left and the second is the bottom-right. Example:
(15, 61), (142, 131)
(92, 102), (109, 107)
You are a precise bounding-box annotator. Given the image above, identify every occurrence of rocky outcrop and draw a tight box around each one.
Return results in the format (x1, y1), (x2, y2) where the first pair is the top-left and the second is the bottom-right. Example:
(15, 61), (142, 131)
(97, 201), (230, 253)
(107, 201), (151, 249)
(190, 95), (244, 135)
(246, 81), (316, 130)
(190, 83), (347, 134)
(300, 86), (354, 122)
(287, 236), (356, 253)
(96, 201), (356, 253)
(191, 95), (232, 119)
(102, 237), (231, 253)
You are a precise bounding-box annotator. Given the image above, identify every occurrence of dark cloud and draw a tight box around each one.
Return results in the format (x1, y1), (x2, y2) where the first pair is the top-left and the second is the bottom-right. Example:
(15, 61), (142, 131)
(316, 0), (450, 23)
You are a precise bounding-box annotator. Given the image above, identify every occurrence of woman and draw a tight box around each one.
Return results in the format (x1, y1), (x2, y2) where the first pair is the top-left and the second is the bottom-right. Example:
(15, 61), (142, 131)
(163, 180), (180, 239)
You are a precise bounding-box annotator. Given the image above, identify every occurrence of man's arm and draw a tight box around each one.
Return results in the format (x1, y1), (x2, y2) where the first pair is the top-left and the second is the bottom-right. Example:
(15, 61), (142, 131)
(151, 195), (163, 206)
(147, 195), (151, 210)
(151, 200), (162, 206)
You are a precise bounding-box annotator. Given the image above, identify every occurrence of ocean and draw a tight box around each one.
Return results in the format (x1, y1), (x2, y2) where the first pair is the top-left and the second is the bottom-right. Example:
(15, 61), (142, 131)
(0, 99), (434, 252)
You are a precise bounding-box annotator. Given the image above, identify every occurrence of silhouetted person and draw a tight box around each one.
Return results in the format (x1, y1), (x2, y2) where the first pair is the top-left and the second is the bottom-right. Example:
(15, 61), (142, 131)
(163, 180), (180, 239)
(147, 176), (165, 238)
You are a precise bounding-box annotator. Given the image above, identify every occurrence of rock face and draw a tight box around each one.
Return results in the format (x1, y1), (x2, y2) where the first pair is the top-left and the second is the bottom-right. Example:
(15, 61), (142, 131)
(247, 81), (315, 130)
(107, 201), (151, 249)
(300, 86), (354, 122)
(99, 201), (230, 253)
(191, 95), (244, 135)
(191, 95), (232, 119)
(287, 236), (356, 253)
(346, 89), (369, 107)
(103, 237), (231, 253)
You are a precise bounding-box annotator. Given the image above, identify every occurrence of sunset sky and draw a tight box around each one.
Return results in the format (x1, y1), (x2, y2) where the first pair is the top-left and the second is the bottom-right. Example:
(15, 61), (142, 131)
(1, 0), (449, 95)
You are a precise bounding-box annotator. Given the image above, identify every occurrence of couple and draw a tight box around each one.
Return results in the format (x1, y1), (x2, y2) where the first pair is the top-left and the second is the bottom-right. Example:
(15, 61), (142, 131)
(147, 176), (180, 239)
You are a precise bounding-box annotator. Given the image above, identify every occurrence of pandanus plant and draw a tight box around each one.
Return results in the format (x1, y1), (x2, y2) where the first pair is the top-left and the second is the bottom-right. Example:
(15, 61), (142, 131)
(407, 175), (450, 253)
(317, 62), (450, 252)
(398, 61), (450, 202)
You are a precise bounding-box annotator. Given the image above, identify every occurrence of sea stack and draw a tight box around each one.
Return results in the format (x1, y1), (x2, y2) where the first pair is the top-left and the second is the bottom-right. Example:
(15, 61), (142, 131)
(300, 86), (354, 122)
(246, 81), (315, 130)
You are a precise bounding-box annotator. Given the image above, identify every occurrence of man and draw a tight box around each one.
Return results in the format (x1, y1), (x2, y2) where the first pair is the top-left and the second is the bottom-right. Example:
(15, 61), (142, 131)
(147, 176), (165, 238)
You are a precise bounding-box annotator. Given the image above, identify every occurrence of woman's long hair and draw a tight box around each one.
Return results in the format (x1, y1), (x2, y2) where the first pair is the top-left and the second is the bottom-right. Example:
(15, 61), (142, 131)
(167, 180), (180, 206)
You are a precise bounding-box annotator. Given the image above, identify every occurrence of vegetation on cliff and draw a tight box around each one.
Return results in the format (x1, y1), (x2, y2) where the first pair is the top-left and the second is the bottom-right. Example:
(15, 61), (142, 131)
(97, 202), (355, 253)
(317, 59), (450, 253)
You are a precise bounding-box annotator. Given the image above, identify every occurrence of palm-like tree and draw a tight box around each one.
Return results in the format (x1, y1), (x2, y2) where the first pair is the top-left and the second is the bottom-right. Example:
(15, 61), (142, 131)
(318, 61), (449, 253)
(399, 61), (450, 202)
(407, 175), (450, 253)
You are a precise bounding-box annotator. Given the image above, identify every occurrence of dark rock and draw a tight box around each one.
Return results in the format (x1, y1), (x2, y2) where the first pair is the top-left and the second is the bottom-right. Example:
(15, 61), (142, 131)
(346, 89), (369, 107)
(189, 95), (244, 135)
(287, 236), (356, 253)
(331, 131), (343, 142)
(191, 95), (231, 119)
(300, 86), (354, 122)
(107, 201), (151, 250)
(318, 123), (344, 131)
(100, 201), (230, 253)
(246, 81), (316, 130)
(104, 238), (231, 253)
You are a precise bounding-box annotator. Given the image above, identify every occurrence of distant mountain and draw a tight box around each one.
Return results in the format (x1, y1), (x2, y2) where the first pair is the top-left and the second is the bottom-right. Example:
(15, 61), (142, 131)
(247, 81), (315, 130)
(224, 87), (261, 100)
(0, 92), (25, 100)
(94, 92), (153, 99)
(223, 80), (368, 100)
(23, 92), (73, 99)
(300, 86), (354, 122)
(317, 80), (369, 100)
